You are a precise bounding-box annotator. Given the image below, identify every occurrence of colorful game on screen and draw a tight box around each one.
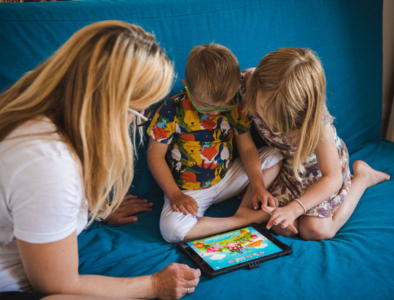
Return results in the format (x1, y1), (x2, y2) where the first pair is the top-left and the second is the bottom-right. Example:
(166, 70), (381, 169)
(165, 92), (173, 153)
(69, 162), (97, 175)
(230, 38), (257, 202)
(187, 226), (282, 270)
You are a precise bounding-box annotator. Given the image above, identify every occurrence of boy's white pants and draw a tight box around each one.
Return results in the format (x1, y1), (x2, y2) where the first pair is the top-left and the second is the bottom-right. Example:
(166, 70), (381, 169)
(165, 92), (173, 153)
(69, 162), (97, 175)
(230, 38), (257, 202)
(160, 146), (283, 243)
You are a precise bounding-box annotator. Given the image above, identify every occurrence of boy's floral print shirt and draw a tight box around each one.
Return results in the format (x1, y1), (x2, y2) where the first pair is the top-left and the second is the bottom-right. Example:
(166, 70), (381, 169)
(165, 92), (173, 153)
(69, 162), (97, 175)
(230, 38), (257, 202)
(147, 88), (251, 190)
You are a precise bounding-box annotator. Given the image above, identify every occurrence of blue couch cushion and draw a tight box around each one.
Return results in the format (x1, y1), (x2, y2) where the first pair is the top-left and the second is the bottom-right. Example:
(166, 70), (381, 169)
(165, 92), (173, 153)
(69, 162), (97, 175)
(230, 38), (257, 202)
(0, 0), (383, 153)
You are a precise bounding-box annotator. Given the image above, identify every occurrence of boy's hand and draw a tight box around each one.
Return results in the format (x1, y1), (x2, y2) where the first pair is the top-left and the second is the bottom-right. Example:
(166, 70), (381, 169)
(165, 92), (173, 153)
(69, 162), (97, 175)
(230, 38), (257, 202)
(170, 192), (199, 216)
(251, 183), (278, 210)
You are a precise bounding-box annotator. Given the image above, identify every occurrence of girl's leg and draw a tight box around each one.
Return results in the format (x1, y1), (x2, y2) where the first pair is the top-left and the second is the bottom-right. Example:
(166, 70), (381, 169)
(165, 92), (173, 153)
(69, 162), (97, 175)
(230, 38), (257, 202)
(298, 160), (390, 241)
(184, 162), (282, 241)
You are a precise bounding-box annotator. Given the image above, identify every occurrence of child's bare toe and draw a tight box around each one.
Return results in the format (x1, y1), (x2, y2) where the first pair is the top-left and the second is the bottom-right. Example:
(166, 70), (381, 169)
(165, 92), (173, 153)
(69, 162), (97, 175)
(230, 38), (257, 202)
(353, 160), (390, 188)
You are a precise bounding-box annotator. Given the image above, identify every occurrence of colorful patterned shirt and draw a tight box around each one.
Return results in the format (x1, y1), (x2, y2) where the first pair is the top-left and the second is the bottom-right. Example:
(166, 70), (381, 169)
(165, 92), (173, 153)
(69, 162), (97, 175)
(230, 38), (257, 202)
(147, 88), (251, 190)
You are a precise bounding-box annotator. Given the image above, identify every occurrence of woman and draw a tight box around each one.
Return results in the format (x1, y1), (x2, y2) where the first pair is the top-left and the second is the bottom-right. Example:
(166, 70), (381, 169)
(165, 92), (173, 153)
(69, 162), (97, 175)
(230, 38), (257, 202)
(0, 21), (200, 299)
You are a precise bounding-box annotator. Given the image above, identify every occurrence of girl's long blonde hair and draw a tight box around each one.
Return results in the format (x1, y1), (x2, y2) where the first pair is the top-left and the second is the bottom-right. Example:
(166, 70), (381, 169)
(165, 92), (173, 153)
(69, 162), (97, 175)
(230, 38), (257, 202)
(0, 21), (174, 220)
(243, 47), (326, 179)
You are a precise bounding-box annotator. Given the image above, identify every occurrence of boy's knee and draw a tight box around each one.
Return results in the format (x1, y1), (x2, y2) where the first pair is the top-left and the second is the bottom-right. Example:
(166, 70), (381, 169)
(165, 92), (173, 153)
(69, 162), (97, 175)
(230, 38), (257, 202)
(258, 147), (284, 170)
(299, 223), (335, 241)
(160, 215), (181, 243)
(160, 212), (197, 243)
(263, 160), (283, 173)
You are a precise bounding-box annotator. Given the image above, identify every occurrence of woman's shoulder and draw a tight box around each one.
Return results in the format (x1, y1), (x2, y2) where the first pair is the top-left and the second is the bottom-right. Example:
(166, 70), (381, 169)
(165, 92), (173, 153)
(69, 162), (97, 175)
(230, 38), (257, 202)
(2, 117), (69, 150)
(5, 117), (59, 140)
(0, 117), (78, 175)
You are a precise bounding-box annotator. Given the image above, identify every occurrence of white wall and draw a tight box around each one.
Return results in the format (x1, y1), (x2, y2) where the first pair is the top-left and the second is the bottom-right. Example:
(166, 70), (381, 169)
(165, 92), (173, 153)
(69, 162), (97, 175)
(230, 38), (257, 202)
(383, 0), (394, 140)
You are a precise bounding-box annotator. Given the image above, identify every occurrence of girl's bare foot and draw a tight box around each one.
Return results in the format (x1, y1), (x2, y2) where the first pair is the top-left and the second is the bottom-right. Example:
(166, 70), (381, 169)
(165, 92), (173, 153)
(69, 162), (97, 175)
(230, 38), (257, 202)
(353, 160), (390, 188)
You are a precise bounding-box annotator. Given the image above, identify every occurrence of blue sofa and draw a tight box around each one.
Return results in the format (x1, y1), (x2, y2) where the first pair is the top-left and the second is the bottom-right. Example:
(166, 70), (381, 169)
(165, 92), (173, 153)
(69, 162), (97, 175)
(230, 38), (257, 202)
(1, 0), (393, 299)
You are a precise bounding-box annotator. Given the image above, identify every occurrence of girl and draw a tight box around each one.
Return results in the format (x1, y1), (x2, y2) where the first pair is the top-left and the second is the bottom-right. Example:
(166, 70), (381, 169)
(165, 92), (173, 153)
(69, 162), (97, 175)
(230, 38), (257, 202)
(0, 21), (200, 299)
(241, 47), (390, 241)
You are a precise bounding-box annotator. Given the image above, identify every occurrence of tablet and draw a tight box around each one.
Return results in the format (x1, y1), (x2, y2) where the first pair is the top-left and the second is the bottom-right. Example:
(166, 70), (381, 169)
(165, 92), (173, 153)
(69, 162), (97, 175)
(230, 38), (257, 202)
(177, 223), (292, 277)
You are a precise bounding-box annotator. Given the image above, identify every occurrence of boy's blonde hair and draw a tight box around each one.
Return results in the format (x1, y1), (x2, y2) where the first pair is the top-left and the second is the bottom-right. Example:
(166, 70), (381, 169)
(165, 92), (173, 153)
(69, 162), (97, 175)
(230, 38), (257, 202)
(243, 47), (326, 179)
(185, 43), (240, 103)
(0, 21), (174, 221)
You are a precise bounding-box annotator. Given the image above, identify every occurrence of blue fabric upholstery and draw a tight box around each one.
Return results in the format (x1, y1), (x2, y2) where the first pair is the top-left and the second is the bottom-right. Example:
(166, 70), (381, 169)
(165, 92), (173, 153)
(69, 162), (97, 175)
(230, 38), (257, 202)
(0, 0), (383, 153)
(1, 0), (393, 299)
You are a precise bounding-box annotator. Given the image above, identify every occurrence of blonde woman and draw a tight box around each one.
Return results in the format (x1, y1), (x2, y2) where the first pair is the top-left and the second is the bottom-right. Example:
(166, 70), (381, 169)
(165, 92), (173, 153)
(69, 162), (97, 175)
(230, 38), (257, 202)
(241, 47), (390, 241)
(0, 21), (200, 300)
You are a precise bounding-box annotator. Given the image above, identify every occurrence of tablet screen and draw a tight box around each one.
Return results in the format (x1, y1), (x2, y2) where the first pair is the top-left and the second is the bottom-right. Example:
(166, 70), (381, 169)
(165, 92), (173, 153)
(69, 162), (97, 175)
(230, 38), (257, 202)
(187, 226), (283, 271)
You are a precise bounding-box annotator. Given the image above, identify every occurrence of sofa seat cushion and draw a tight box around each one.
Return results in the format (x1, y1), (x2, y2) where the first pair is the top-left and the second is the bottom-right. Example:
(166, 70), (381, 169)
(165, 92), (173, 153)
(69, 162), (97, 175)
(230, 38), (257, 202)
(78, 140), (394, 299)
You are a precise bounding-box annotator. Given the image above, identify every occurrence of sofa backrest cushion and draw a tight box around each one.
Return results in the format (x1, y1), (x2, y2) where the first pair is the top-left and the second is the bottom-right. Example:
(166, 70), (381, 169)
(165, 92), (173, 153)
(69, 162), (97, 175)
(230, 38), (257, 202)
(0, 0), (382, 153)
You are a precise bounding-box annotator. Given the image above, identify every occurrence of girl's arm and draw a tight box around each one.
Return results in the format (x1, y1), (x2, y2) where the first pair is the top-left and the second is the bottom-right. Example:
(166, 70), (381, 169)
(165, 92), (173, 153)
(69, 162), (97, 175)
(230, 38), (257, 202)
(264, 123), (343, 230)
(235, 131), (278, 209)
(17, 232), (200, 299)
(294, 123), (343, 210)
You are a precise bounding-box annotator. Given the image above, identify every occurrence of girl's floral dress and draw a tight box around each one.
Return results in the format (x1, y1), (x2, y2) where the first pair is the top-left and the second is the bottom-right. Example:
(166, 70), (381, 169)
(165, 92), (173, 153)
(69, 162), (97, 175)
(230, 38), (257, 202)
(240, 68), (352, 218)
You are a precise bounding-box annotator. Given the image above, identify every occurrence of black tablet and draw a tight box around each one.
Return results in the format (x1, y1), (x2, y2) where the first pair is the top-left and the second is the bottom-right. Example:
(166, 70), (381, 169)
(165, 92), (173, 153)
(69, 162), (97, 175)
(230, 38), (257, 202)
(177, 223), (292, 277)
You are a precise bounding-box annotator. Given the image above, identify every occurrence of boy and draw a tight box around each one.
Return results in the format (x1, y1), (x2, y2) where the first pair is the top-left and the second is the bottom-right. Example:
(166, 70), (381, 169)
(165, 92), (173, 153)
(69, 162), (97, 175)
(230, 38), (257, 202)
(147, 44), (283, 243)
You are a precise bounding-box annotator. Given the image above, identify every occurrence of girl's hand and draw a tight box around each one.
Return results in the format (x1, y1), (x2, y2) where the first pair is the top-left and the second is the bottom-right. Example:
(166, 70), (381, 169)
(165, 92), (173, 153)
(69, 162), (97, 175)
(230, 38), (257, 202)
(104, 195), (153, 225)
(251, 183), (278, 210)
(262, 201), (304, 234)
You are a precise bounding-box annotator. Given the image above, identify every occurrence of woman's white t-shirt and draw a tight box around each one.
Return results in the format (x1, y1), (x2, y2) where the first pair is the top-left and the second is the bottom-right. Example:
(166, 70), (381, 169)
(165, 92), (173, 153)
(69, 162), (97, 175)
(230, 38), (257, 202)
(0, 118), (88, 292)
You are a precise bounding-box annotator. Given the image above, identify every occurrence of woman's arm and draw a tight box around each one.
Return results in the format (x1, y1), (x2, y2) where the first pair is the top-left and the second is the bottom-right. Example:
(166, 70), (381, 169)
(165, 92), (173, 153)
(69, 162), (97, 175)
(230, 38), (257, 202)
(17, 232), (200, 300)
(235, 131), (278, 209)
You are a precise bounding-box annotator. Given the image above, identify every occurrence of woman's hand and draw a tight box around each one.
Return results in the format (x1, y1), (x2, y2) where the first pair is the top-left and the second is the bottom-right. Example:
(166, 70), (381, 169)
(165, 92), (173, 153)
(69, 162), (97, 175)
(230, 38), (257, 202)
(104, 195), (153, 225)
(250, 183), (278, 210)
(262, 201), (304, 234)
(152, 263), (201, 300)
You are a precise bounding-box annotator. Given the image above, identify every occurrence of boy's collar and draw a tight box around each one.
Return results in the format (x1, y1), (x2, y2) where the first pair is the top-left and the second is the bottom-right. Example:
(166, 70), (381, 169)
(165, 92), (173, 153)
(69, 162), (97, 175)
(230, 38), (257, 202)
(184, 87), (191, 101)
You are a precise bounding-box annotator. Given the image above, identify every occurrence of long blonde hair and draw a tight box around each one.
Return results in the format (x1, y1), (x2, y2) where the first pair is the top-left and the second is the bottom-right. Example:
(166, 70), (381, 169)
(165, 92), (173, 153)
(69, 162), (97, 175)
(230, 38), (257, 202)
(0, 21), (174, 220)
(243, 47), (326, 179)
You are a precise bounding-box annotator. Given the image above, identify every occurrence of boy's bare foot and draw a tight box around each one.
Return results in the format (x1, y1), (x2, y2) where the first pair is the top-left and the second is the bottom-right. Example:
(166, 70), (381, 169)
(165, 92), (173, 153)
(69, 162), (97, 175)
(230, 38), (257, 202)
(353, 160), (390, 188)
(234, 206), (270, 224)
